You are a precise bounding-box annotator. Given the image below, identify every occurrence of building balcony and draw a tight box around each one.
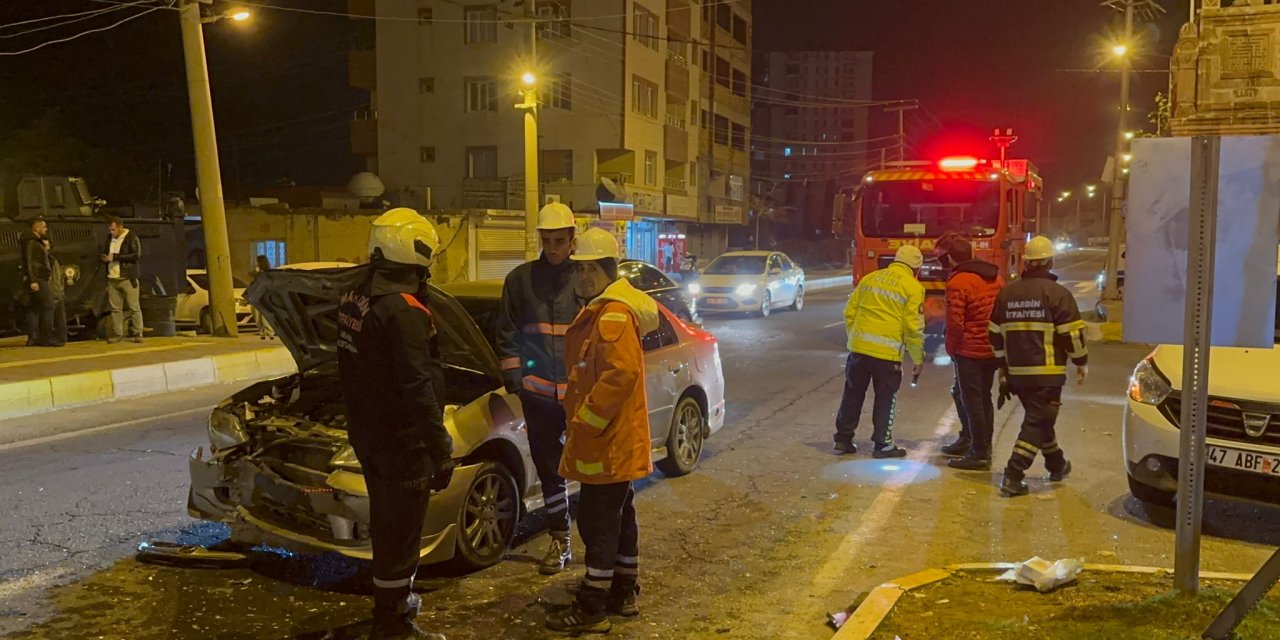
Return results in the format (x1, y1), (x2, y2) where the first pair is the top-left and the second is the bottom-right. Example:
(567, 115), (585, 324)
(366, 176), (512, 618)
(350, 115), (377, 156)
(348, 49), (375, 90)
(664, 176), (688, 195)
(664, 123), (689, 160)
(666, 57), (690, 102)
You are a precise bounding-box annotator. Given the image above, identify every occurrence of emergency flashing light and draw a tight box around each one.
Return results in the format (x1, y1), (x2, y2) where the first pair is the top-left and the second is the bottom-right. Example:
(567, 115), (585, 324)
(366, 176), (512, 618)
(938, 156), (980, 171)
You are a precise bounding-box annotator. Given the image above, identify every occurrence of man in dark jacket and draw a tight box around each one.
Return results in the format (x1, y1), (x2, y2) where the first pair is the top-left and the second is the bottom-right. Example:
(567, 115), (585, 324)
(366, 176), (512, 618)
(101, 216), (144, 343)
(989, 236), (1088, 497)
(937, 234), (1003, 470)
(497, 202), (582, 575)
(21, 218), (56, 346)
(337, 208), (451, 640)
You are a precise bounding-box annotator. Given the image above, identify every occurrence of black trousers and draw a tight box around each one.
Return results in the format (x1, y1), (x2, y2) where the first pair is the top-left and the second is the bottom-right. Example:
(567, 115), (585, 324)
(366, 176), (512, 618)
(364, 469), (431, 623)
(953, 356), (1000, 457)
(1004, 385), (1068, 480)
(950, 369), (972, 443)
(834, 352), (902, 446)
(577, 482), (639, 611)
(522, 392), (571, 533)
(23, 281), (55, 346)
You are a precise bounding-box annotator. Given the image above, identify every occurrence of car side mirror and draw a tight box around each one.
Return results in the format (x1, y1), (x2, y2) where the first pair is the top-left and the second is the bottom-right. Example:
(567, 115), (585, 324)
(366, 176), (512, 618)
(769, 268), (782, 276)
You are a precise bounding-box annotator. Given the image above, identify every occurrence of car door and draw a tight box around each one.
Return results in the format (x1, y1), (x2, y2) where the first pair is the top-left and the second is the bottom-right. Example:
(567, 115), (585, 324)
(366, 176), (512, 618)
(766, 254), (788, 306)
(641, 310), (684, 447)
(778, 254), (800, 303)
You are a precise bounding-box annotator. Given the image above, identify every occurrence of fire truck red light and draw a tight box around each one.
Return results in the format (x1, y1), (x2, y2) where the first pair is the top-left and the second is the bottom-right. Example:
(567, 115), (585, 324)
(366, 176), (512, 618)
(938, 156), (979, 171)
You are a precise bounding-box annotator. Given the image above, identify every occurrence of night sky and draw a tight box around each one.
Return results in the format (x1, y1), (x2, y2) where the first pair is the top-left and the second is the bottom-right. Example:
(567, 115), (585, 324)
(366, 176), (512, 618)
(0, 0), (1187, 205)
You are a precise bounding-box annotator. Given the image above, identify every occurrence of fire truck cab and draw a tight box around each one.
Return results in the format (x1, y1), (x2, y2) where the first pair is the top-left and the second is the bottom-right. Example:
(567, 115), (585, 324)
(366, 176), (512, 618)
(833, 156), (1042, 334)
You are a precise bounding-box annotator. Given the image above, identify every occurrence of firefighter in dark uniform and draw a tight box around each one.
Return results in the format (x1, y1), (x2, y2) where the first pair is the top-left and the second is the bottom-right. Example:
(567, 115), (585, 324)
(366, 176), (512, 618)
(988, 236), (1089, 497)
(496, 202), (582, 575)
(337, 208), (453, 640)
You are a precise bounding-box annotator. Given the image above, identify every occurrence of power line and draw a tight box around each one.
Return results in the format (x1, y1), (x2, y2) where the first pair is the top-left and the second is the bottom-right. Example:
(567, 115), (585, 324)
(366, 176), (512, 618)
(0, 3), (169, 56)
(226, 0), (741, 25)
(0, 3), (130, 29)
(0, 3), (131, 39)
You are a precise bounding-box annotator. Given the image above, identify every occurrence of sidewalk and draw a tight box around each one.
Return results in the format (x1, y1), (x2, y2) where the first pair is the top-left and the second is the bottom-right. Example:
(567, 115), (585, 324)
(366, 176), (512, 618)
(0, 336), (295, 420)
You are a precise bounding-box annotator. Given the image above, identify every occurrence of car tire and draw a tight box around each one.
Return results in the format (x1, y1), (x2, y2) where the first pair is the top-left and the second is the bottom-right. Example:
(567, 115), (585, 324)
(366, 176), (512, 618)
(1127, 473), (1176, 527)
(758, 292), (772, 317)
(656, 396), (706, 478)
(790, 286), (804, 311)
(450, 461), (520, 571)
(199, 308), (212, 335)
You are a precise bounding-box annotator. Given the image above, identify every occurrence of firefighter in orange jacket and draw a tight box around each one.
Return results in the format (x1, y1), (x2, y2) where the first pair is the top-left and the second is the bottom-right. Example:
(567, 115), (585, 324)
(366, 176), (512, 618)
(546, 228), (659, 634)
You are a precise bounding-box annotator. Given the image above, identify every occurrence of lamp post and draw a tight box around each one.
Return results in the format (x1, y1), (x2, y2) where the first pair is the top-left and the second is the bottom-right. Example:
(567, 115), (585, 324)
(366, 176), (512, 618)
(1103, 2), (1136, 302)
(178, 1), (250, 337)
(517, 71), (540, 261)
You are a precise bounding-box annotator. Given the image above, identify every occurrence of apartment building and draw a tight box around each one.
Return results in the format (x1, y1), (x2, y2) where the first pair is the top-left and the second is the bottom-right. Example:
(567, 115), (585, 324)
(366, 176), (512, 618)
(349, 0), (752, 272)
(752, 51), (873, 238)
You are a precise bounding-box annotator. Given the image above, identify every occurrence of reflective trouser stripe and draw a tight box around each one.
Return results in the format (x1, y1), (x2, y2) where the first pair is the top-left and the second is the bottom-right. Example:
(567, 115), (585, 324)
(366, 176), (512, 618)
(1042, 440), (1061, 455)
(1013, 440), (1039, 458)
(545, 491), (568, 513)
(373, 573), (415, 589)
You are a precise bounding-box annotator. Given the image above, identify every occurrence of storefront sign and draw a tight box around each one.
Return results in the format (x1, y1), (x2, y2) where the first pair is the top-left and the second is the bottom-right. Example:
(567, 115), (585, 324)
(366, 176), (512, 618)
(628, 187), (664, 215)
(714, 205), (743, 224)
(600, 201), (634, 221)
(666, 194), (695, 219)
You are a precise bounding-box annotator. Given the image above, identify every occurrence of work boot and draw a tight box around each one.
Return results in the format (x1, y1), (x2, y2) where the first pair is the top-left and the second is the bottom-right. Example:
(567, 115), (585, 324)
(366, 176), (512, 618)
(539, 530), (573, 576)
(546, 588), (611, 634)
(1000, 474), (1029, 497)
(370, 593), (443, 640)
(948, 455), (992, 471)
(833, 440), (858, 455)
(129, 336), (143, 344)
(940, 437), (972, 457)
(1049, 460), (1073, 482)
(872, 444), (906, 459)
(608, 580), (640, 617)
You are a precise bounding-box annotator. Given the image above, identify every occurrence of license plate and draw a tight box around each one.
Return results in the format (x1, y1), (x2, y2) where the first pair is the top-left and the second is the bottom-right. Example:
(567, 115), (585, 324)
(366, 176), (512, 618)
(706, 297), (729, 305)
(1206, 445), (1280, 477)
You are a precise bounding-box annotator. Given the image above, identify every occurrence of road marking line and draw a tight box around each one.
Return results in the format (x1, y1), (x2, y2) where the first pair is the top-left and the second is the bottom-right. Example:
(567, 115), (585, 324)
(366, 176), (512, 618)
(823, 321), (844, 329)
(810, 407), (959, 593)
(0, 406), (209, 453)
(0, 566), (71, 599)
(0, 343), (202, 370)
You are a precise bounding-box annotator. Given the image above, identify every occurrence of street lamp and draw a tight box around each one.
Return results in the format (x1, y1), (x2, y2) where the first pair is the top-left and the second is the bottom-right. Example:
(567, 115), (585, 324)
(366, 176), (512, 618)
(179, 0), (249, 337)
(517, 71), (540, 260)
(1111, 43), (1129, 57)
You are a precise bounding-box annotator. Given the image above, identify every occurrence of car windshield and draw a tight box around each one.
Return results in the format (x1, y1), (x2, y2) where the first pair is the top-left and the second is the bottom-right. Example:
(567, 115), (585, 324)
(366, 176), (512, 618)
(704, 255), (766, 275)
(620, 261), (674, 292)
(454, 297), (502, 350)
(191, 274), (248, 290)
(861, 179), (1000, 237)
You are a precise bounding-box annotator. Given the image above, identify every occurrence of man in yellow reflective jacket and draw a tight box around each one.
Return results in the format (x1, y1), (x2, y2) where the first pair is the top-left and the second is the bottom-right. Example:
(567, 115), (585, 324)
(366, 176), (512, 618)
(833, 245), (926, 458)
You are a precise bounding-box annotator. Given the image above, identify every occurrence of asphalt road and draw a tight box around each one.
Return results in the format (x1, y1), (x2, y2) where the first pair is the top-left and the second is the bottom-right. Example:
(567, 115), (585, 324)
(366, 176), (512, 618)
(4, 251), (1280, 639)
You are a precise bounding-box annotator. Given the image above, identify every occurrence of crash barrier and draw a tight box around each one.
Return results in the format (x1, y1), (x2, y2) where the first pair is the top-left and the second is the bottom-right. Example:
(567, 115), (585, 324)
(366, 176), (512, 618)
(140, 295), (178, 337)
(0, 346), (296, 420)
(805, 274), (854, 291)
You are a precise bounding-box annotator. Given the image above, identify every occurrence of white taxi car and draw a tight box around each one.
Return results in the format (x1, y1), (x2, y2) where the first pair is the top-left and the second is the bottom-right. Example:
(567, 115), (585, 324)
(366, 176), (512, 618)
(689, 251), (805, 317)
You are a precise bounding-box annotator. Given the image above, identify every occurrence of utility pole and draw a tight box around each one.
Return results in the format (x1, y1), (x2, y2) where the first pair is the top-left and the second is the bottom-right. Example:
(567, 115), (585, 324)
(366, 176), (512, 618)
(179, 0), (237, 337)
(518, 5), (540, 261)
(989, 128), (1018, 167)
(1103, 0), (1137, 303)
(885, 104), (917, 163)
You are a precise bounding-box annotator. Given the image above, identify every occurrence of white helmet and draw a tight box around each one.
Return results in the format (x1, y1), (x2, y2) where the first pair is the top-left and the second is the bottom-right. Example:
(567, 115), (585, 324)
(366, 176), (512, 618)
(368, 208), (439, 267)
(570, 228), (621, 261)
(1025, 235), (1056, 261)
(536, 202), (576, 230)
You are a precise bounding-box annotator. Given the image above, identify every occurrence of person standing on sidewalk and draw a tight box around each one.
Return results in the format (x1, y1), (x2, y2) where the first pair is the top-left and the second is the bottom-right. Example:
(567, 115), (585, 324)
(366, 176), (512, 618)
(43, 237), (68, 347)
(250, 255), (276, 340)
(988, 236), (1088, 497)
(337, 209), (451, 640)
(833, 245), (926, 459)
(101, 217), (144, 343)
(935, 234), (1003, 470)
(20, 218), (56, 346)
(496, 202), (581, 575)
(546, 228), (658, 634)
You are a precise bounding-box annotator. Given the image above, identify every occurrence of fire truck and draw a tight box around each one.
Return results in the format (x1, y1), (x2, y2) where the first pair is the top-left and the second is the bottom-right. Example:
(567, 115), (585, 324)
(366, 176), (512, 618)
(833, 155), (1043, 333)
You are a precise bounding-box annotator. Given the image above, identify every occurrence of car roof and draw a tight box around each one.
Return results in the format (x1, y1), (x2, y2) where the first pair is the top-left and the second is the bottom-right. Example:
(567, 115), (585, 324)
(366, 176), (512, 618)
(438, 279), (504, 299)
(279, 261), (358, 270)
(714, 251), (775, 257)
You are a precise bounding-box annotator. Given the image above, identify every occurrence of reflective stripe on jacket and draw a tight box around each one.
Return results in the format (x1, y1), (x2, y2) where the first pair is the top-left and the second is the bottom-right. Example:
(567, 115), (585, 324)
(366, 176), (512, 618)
(496, 257), (580, 400)
(988, 268), (1088, 387)
(559, 279), (659, 484)
(845, 262), (926, 364)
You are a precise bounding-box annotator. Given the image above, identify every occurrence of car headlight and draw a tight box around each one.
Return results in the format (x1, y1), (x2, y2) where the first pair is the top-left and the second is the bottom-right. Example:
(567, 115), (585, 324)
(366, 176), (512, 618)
(208, 408), (249, 452)
(735, 284), (757, 296)
(330, 444), (363, 470)
(688, 283), (701, 295)
(1128, 358), (1172, 406)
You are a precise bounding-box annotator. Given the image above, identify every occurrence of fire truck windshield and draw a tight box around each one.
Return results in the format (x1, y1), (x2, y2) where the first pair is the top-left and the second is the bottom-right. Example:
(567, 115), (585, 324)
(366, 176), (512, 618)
(861, 180), (1000, 238)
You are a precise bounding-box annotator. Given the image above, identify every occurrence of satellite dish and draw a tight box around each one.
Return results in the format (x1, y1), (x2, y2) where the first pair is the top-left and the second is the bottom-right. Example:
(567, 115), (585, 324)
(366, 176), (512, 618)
(597, 176), (627, 203)
(347, 172), (386, 198)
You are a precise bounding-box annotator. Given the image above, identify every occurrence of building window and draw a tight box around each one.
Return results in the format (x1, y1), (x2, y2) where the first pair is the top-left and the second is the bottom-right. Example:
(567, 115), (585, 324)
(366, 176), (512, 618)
(731, 69), (746, 97)
(420, 146), (436, 162)
(715, 56), (730, 88)
(783, 147), (793, 157)
(728, 175), (744, 201)
(631, 75), (658, 118)
(418, 77), (435, 94)
(700, 47), (710, 71)
(253, 240), (287, 269)
(547, 73), (572, 110)
(713, 114), (729, 146)
(464, 5), (497, 44)
(536, 1), (571, 39)
(464, 77), (497, 112)
(465, 146), (498, 179)
(715, 3), (731, 30)
(645, 151), (658, 186)
(731, 123), (746, 150)
(731, 13), (747, 44)
(541, 149), (573, 182)
(417, 8), (432, 24)
(632, 5), (659, 51)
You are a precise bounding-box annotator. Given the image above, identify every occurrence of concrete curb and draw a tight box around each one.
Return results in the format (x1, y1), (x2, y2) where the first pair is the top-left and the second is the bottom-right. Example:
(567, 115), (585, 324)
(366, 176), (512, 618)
(831, 562), (1252, 639)
(0, 347), (296, 420)
(807, 274), (853, 292)
(1084, 320), (1124, 343)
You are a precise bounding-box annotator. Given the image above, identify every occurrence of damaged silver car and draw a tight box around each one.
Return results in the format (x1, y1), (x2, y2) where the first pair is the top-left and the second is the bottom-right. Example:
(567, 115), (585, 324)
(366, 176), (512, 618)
(188, 265), (725, 571)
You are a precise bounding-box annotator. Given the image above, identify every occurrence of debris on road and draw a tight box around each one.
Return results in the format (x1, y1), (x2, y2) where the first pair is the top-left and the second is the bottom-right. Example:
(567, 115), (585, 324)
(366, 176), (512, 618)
(996, 556), (1083, 593)
(135, 540), (251, 569)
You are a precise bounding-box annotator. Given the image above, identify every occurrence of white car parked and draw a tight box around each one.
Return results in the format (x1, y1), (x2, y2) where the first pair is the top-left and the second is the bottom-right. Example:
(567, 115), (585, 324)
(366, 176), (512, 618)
(177, 269), (253, 333)
(689, 251), (805, 317)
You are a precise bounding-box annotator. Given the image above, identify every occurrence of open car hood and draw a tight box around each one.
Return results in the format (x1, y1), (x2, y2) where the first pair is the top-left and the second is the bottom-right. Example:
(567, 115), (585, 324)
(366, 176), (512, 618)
(245, 265), (502, 383)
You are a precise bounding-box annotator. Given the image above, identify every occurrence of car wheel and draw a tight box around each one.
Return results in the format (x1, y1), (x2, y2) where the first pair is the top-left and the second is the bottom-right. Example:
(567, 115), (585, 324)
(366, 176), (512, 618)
(758, 292), (772, 317)
(451, 461), (519, 571)
(1127, 473), (1175, 527)
(790, 286), (805, 311)
(199, 308), (212, 335)
(656, 396), (706, 477)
